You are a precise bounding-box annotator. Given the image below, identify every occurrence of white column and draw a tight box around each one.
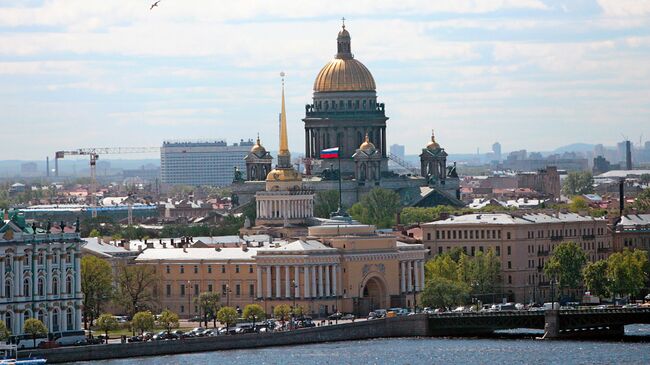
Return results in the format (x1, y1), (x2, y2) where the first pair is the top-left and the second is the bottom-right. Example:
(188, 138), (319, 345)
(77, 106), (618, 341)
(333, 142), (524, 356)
(14, 257), (21, 297)
(75, 305), (81, 330)
(407, 261), (413, 292)
(294, 266), (300, 298)
(46, 254), (52, 298)
(400, 261), (406, 293)
(318, 265), (324, 297)
(419, 261), (425, 290)
(325, 265), (331, 297)
(256, 266), (262, 298)
(311, 266), (317, 297)
(303, 265), (310, 299)
(275, 266), (281, 299)
(285, 265), (290, 298)
(74, 251), (81, 294)
(332, 265), (338, 297)
(266, 266), (272, 298)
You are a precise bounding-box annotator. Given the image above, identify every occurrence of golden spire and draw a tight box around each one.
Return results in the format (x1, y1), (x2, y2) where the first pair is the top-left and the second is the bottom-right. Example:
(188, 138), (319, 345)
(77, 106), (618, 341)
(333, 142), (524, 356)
(278, 72), (289, 157)
(426, 129), (440, 150)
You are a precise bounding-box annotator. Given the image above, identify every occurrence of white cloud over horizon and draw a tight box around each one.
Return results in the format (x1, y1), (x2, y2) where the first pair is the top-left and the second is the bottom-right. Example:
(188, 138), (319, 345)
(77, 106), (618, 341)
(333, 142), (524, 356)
(0, 0), (649, 160)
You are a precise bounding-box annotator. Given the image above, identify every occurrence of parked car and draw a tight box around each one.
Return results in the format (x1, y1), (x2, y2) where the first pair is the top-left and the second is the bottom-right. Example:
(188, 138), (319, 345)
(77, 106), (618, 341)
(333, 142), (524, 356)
(189, 316), (203, 322)
(341, 313), (355, 320)
(328, 312), (343, 320)
(127, 336), (143, 343)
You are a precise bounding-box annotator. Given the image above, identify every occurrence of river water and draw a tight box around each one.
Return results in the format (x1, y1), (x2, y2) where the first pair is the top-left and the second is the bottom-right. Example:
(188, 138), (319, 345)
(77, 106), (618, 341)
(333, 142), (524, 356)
(71, 326), (650, 365)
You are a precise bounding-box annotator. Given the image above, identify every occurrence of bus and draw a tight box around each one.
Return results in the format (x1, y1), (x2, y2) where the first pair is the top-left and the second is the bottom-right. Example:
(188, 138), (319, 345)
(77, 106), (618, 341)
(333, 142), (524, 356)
(51, 330), (85, 346)
(9, 334), (48, 350)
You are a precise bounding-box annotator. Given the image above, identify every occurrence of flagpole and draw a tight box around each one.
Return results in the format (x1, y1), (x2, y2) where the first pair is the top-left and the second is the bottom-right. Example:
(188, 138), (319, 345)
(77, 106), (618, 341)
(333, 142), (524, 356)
(338, 148), (342, 211)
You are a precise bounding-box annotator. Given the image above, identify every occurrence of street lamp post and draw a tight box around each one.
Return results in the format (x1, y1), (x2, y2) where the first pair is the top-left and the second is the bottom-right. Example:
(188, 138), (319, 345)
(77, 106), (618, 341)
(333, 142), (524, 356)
(291, 280), (297, 330)
(226, 284), (231, 307)
(187, 280), (192, 320)
(413, 285), (417, 313)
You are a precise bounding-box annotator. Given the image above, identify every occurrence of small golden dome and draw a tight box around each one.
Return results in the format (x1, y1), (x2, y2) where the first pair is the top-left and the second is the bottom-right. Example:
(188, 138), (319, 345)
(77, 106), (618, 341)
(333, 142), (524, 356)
(250, 136), (266, 155)
(426, 131), (441, 150)
(359, 133), (376, 153)
(266, 168), (301, 182)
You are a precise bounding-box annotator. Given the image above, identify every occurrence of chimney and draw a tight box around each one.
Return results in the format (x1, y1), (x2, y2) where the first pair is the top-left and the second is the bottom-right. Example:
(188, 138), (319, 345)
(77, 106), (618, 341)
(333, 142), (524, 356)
(619, 178), (625, 217)
(146, 242), (154, 249)
(162, 242), (167, 249)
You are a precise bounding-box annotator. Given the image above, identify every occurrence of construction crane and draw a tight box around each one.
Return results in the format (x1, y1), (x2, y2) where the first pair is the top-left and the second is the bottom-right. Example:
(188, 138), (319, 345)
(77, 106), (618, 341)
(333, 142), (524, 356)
(55, 147), (160, 217)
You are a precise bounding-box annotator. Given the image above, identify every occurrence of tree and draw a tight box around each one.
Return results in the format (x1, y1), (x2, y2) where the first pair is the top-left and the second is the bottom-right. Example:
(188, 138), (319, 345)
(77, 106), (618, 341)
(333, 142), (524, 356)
(468, 249), (501, 300)
(96, 314), (118, 343)
(349, 188), (401, 228)
(273, 304), (291, 323)
(314, 190), (340, 218)
(131, 311), (155, 335)
(544, 242), (587, 295)
(606, 249), (648, 299)
(89, 229), (101, 238)
(425, 254), (458, 281)
(421, 277), (470, 309)
(242, 304), (265, 330)
(81, 255), (113, 328)
(217, 307), (238, 333)
(116, 264), (159, 317)
(561, 171), (594, 196)
(568, 196), (589, 212)
(158, 309), (179, 334)
(23, 318), (47, 348)
(583, 260), (609, 298)
(195, 292), (221, 327)
(0, 321), (10, 342)
(640, 174), (650, 185)
(633, 188), (650, 213)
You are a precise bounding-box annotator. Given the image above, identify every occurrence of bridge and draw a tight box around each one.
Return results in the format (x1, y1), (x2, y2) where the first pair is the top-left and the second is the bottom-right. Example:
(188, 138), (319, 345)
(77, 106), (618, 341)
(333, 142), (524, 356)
(427, 308), (650, 338)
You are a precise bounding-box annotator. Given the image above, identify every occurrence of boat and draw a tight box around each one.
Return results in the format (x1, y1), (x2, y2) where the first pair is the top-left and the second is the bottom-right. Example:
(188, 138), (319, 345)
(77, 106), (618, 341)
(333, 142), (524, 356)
(0, 344), (46, 364)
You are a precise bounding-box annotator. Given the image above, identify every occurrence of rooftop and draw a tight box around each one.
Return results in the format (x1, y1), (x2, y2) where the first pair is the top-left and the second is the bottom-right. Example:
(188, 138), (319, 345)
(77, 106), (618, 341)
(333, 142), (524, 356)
(422, 212), (602, 226)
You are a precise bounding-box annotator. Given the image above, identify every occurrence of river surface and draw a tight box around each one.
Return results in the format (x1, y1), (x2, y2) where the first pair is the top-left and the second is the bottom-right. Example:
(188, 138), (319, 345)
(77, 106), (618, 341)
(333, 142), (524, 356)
(71, 326), (650, 365)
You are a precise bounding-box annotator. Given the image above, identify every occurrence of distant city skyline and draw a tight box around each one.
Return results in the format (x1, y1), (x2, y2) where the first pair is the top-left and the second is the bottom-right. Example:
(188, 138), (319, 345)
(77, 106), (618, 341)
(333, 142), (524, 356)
(1, 1), (650, 160)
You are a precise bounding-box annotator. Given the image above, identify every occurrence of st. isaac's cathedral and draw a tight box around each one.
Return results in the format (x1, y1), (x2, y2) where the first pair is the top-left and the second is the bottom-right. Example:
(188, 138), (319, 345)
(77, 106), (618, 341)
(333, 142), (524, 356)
(232, 23), (462, 211)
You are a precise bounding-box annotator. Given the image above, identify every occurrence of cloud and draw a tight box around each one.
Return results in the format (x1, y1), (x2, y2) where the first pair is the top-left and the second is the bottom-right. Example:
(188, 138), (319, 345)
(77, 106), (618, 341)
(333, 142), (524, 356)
(597, 0), (650, 16)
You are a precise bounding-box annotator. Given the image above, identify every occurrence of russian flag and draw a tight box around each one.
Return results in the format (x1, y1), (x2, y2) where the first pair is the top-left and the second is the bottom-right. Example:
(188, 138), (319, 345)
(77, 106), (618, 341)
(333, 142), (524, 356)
(320, 147), (339, 159)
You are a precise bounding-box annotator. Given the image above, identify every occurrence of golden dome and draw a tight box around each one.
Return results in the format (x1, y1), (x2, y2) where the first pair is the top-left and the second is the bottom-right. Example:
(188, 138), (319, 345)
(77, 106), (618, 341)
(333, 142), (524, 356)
(313, 24), (376, 93)
(266, 168), (302, 182)
(250, 136), (266, 155)
(359, 133), (376, 153)
(426, 130), (441, 150)
(314, 58), (376, 92)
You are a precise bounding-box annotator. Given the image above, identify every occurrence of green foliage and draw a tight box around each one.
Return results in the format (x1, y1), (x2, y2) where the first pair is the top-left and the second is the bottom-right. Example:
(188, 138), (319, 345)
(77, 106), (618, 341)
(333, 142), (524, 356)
(468, 249), (501, 297)
(273, 304), (291, 322)
(217, 307), (238, 330)
(0, 320), (10, 341)
(88, 229), (101, 238)
(562, 171), (594, 196)
(606, 249), (648, 298)
(195, 292), (221, 327)
(242, 198), (257, 224)
(96, 313), (118, 340)
(81, 255), (113, 327)
(568, 196), (589, 212)
(425, 254), (459, 281)
(633, 188), (650, 213)
(421, 277), (470, 309)
(158, 309), (179, 333)
(23, 318), (47, 347)
(349, 188), (401, 228)
(242, 304), (265, 327)
(116, 264), (159, 317)
(582, 260), (609, 297)
(544, 241), (587, 290)
(131, 311), (155, 335)
(640, 174), (650, 185)
(314, 190), (340, 218)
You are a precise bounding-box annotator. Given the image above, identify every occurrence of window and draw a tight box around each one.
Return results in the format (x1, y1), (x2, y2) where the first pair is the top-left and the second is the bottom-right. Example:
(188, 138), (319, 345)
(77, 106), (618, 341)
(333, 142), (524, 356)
(4, 280), (11, 298)
(236, 284), (241, 296)
(65, 276), (72, 294)
(479, 246), (484, 253)
(37, 278), (44, 296)
(52, 310), (59, 332)
(508, 275), (512, 284)
(4, 313), (11, 332)
(235, 265), (240, 273)
(166, 284), (171, 297)
(249, 284), (255, 297)
(24, 254), (30, 266)
(180, 284), (186, 297)
(194, 284), (199, 296)
(23, 278), (30, 296)
(66, 308), (73, 330)
(428, 233), (432, 240)
(464, 231), (468, 239)
(180, 265), (184, 274)
(207, 265), (212, 274)
(438, 247), (443, 255)
(507, 246), (512, 255)
(52, 277), (59, 295)
(65, 252), (71, 264)
(508, 261), (512, 269)
(249, 265), (253, 274)
(471, 247), (476, 256)
(38, 252), (44, 266)
(166, 265), (170, 274)
(52, 253), (58, 265)
(194, 265), (198, 274)
(221, 265), (226, 274)
(180, 305), (185, 313)
(481, 231), (485, 239)
(208, 284), (213, 292)
(222, 284), (228, 295)
(496, 246), (501, 256)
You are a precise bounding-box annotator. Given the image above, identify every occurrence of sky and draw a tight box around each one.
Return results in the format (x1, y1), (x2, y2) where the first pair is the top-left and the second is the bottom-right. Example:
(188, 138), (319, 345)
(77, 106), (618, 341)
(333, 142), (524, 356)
(1, 0), (650, 160)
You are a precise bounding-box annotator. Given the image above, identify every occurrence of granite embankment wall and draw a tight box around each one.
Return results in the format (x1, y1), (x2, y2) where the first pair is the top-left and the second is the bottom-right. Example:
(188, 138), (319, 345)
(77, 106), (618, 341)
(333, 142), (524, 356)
(21, 315), (429, 363)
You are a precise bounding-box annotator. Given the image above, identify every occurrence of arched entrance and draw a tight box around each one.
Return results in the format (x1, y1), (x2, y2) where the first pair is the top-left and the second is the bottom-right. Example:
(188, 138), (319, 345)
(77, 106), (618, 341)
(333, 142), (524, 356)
(358, 276), (387, 316)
